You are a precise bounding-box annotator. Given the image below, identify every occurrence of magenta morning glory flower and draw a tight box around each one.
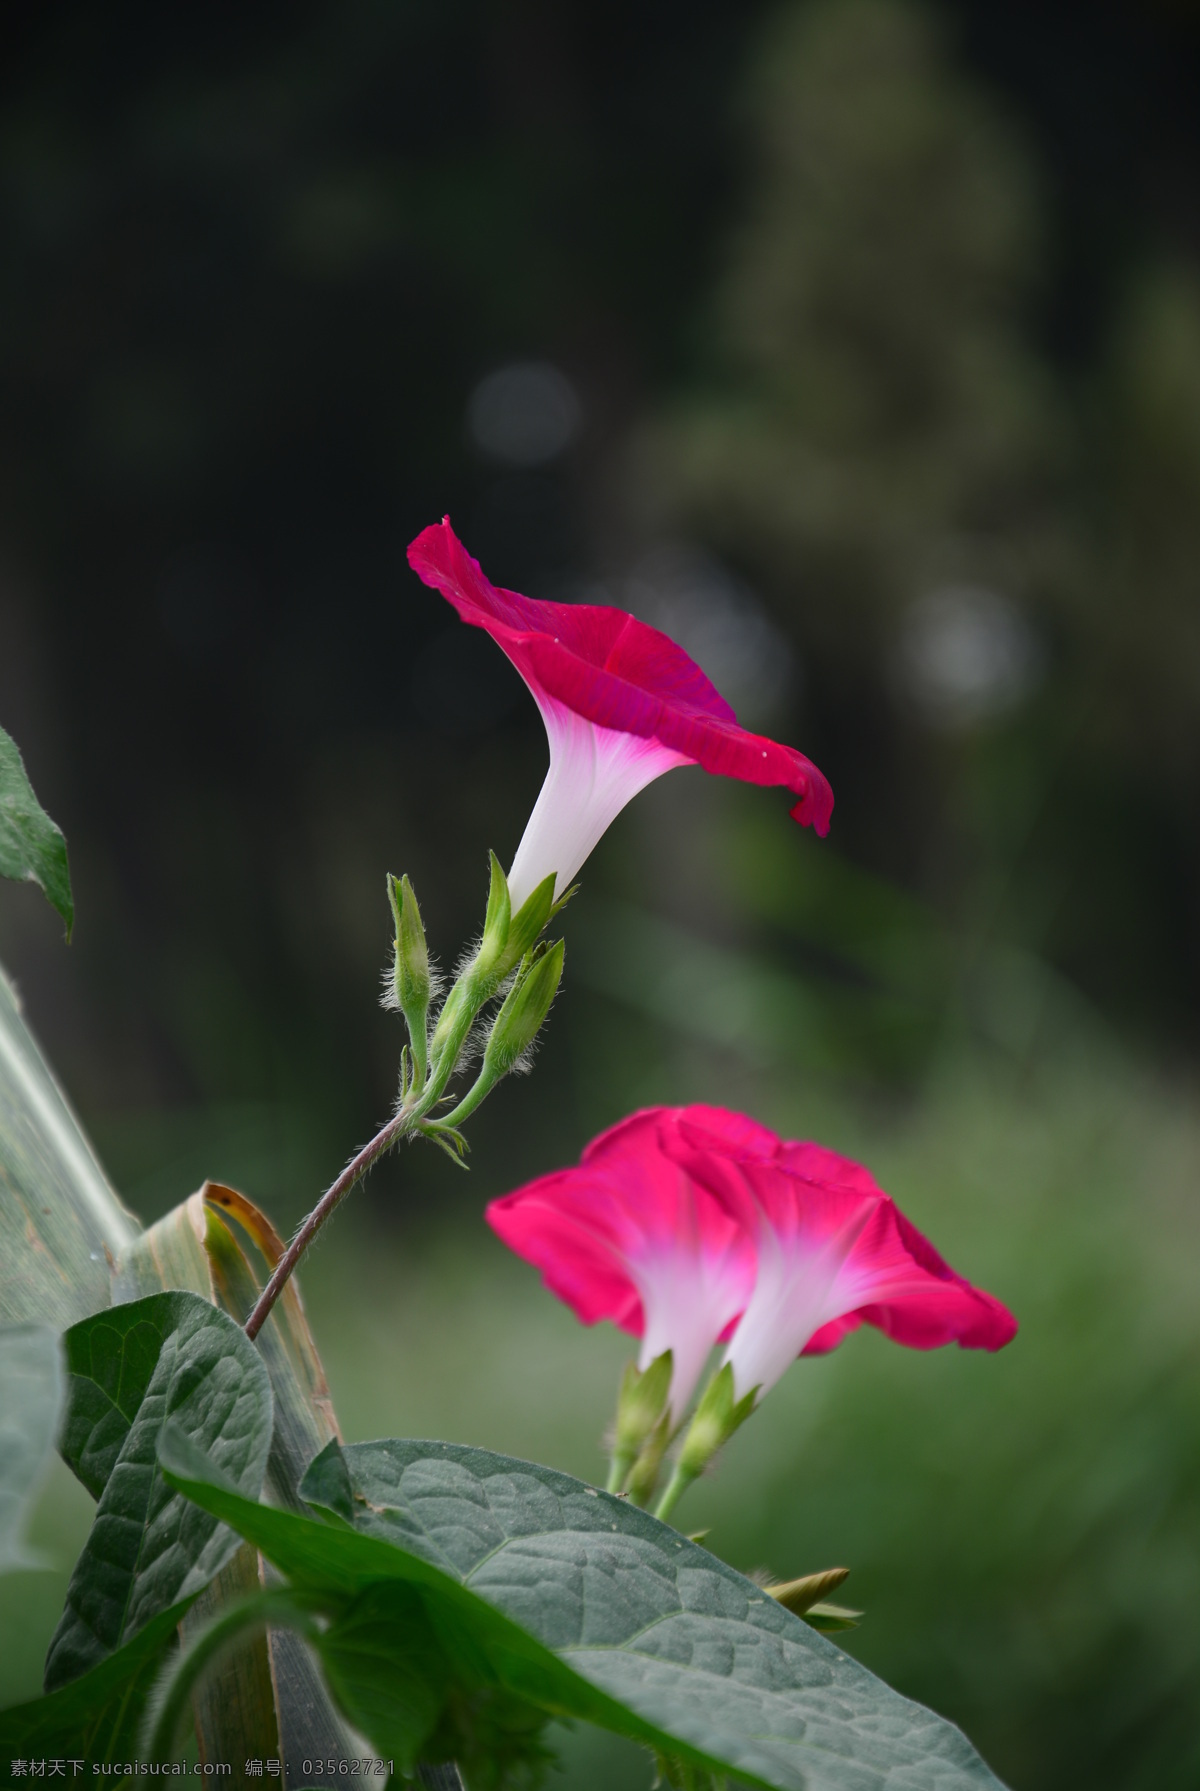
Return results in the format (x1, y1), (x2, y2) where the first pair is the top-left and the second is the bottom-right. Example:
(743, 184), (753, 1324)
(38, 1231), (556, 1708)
(485, 1107), (759, 1421)
(407, 519), (834, 909)
(661, 1108), (1018, 1403)
(489, 1104), (1016, 1420)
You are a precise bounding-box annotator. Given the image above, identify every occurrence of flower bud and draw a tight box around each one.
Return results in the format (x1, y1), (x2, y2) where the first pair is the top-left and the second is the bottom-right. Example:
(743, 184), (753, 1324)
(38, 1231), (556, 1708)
(388, 873), (431, 1089)
(483, 938), (565, 1074)
(624, 1414), (671, 1507)
(475, 851), (512, 985)
(483, 939), (564, 1075)
(763, 1567), (849, 1617)
(425, 938), (566, 1135)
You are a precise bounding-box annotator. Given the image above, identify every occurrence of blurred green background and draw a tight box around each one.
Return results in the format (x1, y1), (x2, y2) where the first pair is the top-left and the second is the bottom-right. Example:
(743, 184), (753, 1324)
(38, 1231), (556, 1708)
(2, 1), (1199, 1785)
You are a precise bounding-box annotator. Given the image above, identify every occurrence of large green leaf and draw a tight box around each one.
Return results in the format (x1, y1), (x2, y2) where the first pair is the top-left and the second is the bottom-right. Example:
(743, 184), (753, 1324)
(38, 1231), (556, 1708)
(0, 1600), (193, 1758)
(162, 1433), (1006, 1790)
(112, 1181), (340, 1503)
(157, 1434), (639, 1781)
(0, 962), (139, 1328)
(0, 724), (73, 938)
(112, 1182), (364, 1763)
(189, 1188), (369, 1765)
(0, 1322), (63, 1570)
(45, 1291), (273, 1691)
(312, 1441), (1005, 1791)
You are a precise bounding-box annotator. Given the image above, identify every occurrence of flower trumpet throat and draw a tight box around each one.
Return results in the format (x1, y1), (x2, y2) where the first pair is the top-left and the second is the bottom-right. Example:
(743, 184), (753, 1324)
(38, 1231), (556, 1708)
(486, 1108), (756, 1433)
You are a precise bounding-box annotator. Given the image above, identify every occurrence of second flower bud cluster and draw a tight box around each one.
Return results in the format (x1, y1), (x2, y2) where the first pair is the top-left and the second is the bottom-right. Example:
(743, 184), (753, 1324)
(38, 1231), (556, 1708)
(385, 853), (568, 1157)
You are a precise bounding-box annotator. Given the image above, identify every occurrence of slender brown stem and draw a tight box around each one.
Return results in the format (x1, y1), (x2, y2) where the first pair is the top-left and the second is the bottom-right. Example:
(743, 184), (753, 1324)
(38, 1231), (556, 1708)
(244, 1109), (411, 1341)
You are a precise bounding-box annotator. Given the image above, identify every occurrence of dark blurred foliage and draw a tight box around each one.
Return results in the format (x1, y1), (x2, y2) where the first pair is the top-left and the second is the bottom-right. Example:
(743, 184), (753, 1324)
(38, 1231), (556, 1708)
(0, 0), (790, 1182)
(1, 0), (1199, 1155)
(633, 0), (1200, 1045)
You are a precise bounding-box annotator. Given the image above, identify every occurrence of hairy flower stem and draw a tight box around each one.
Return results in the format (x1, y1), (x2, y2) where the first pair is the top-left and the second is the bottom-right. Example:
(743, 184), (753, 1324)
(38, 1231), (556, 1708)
(244, 1108), (413, 1341)
(245, 959), (489, 1340)
(245, 866), (560, 1343)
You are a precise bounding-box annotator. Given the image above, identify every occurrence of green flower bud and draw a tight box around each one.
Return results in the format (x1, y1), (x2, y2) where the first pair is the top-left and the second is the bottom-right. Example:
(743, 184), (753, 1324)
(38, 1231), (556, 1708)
(427, 852), (507, 1078)
(763, 1567), (850, 1618)
(388, 873), (431, 1091)
(426, 938), (566, 1135)
(790, 1601), (862, 1633)
(475, 851), (512, 985)
(483, 938), (564, 1076)
(624, 1413), (672, 1508)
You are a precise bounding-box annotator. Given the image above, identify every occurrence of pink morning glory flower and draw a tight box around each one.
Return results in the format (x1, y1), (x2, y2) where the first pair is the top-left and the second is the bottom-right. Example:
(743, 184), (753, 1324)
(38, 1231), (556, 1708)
(485, 1107), (758, 1420)
(407, 519), (833, 909)
(662, 1108), (1018, 1404)
(489, 1104), (1015, 1428)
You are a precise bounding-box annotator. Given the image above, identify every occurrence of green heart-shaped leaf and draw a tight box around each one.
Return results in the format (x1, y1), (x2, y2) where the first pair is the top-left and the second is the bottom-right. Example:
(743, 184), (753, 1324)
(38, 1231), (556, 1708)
(45, 1291), (272, 1691)
(162, 1432), (1006, 1790)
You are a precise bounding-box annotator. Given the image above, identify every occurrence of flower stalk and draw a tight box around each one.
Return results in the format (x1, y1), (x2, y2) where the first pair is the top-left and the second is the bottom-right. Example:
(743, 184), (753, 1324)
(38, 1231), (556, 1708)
(244, 856), (564, 1342)
(243, 1107), (411, 1340)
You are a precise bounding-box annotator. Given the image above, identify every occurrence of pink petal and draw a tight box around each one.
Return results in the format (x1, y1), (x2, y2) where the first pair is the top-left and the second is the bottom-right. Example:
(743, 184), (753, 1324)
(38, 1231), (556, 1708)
(485, 1106), (755, 1417)
(658, 1103), (787, 1166)
(485, 1170), (645, 1330)
(408, 519), (834, 839)
(490, 1102), (1016, 1420)
(662, 1122), (1017, 1399)
(802, 1313), (864, 1355)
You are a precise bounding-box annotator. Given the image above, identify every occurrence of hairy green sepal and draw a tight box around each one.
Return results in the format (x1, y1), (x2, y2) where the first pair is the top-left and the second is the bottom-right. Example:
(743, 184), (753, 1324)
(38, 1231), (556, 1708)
(607, 1350), (673, 1494)
(389, 872), (433, 1092)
